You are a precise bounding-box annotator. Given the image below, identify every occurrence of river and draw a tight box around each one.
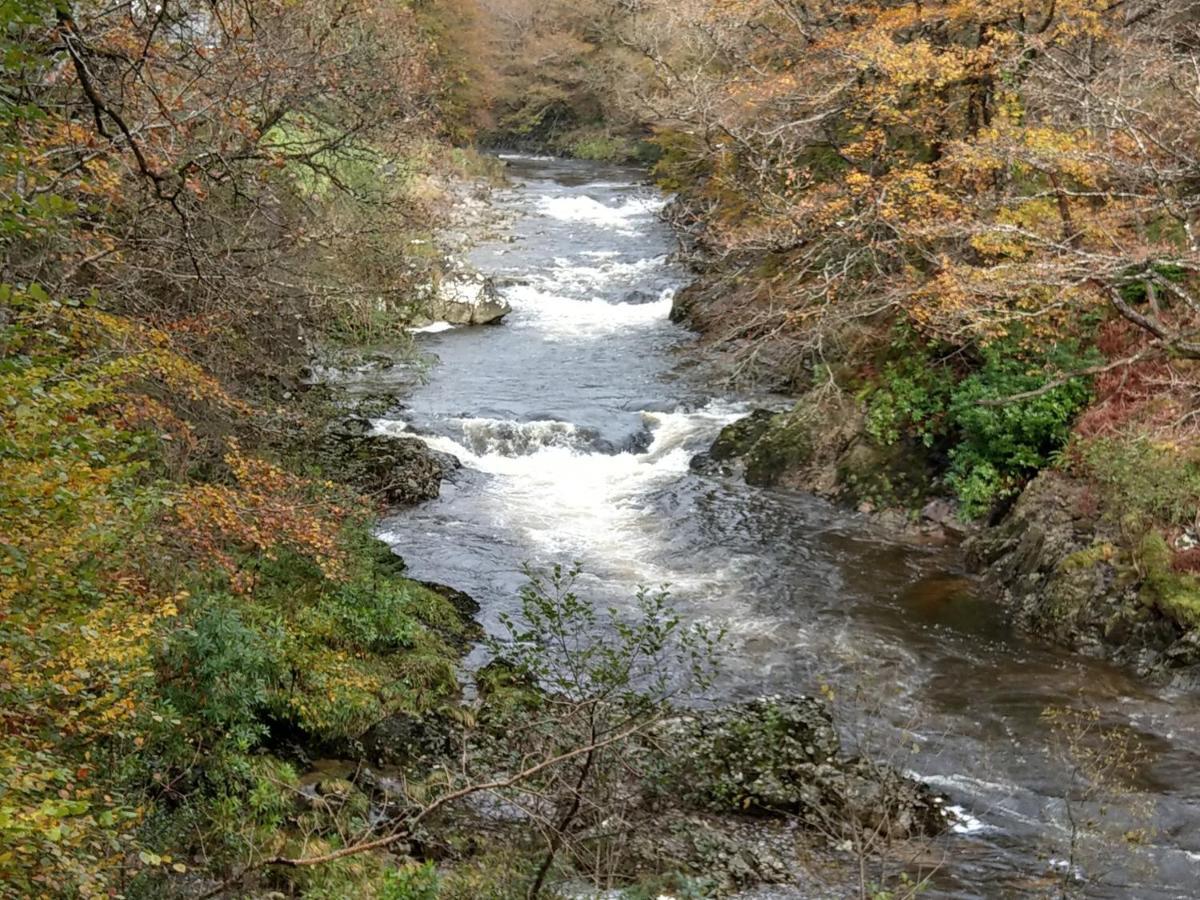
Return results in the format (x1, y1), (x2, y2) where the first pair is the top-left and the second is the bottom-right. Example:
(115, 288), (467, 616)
(369, 156), (1200, 897)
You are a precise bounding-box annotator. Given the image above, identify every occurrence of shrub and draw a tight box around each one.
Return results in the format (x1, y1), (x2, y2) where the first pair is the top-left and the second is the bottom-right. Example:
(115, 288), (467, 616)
(946, 342), (1095, 516)
(864, 345), (955, 448)
(567, 133), (635, 162)
(1077, 436), (1200, 532)
(866, 332), (1097, 517)
(161, 597), (285, 753)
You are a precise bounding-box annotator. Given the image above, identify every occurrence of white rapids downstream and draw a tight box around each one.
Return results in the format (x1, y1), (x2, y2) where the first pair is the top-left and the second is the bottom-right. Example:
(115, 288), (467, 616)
(364, 155), (1200, 897)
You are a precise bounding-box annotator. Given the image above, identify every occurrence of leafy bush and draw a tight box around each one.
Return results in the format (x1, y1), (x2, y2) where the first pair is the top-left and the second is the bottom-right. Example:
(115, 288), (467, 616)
(381, 862), (441, 900)
(161, 598), (284, 753)
(864, 345), (954, 448)
(866, 332), (1097, 516)
(946, 342), (1095, 516)
(566, 133), (635, 162)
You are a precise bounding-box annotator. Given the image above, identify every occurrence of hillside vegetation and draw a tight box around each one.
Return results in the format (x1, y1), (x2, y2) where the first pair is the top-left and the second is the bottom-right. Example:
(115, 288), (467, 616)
(6, 0), (1200, 896)
(0, 1), (494, 895)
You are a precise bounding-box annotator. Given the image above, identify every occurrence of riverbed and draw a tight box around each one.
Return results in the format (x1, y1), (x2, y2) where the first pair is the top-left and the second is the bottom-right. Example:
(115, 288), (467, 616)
(372, 155), (1200, 898)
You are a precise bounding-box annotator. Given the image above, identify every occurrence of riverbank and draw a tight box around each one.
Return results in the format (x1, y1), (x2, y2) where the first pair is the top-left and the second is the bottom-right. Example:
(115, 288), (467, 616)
(676, 268), (1200, 683)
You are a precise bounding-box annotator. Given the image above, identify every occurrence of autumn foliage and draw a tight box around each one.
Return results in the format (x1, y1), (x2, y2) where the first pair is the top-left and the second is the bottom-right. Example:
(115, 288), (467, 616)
(593, 0), (1200, 512)
(0, 1), (473, 895)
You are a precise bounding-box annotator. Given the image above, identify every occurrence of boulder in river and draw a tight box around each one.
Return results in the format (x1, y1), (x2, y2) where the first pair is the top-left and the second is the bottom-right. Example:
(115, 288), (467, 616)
(663, 696), (946, 839)
(320, 425), (459, 505)
(417, 579), (483, 620)
(700, 408), (815, 487)
(709, 409), (777, 463)
(415, 272), (511, 326)
(621, 288), (658, 305)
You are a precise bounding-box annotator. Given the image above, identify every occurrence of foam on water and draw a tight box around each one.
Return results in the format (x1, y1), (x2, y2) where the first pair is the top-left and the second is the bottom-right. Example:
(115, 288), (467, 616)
(410, 320), (457, 334)
(501, 282), (674, 336)
(372, 419), (409, 437)
(390, 402), (745, 589)
(453, 417), (598, 456)
(539, 255), (669, 295)
(535, 194), (666, 233)
(945, 805), (992, 835)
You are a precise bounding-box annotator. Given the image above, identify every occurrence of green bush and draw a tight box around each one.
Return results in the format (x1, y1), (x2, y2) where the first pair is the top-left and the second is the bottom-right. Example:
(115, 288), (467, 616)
(381, 862), (441, 900)
(866, 332), (1097, 517)
(864, 347), (954, 448)
(562, 130), (638, 162)
(161, 597), (284, 752)
(946, 342), (1095, 516)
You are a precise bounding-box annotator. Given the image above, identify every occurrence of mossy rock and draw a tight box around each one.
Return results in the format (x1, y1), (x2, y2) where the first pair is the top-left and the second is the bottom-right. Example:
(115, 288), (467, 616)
(318, 430), (455, 505)
(474, 657), (544, 723)
(359, 711), (455, 769)
(707, 408), (814, 488)
(661, 697), (945, 838)
(835, 437), (933, 509)
(743, 413), (814, 487)
(709, 409), (776, 462)
(671, 696), (841, 815)
(1138, 532), (1200, 629)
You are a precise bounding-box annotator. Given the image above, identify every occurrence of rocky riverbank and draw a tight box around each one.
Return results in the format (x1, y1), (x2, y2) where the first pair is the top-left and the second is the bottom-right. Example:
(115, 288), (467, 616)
(287, 679), (955, 896)
(681, 327), (1200, 684)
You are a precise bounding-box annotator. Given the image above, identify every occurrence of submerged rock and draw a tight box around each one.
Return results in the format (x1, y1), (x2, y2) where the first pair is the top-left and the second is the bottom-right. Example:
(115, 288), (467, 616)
(622, 288), (658, 305)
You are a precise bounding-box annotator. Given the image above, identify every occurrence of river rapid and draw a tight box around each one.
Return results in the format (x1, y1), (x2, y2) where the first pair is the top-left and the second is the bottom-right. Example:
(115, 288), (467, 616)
(368, 156), (1200, 897)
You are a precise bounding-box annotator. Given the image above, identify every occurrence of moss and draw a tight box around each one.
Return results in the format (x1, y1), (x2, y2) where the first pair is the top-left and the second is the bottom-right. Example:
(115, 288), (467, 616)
(710, 409), (776, 461)
(651, 128), (704, 191)
(557, 126), (648, 163)
(1137, 532), (1200, 628)
(1058, 541), (1117, 574)
(743, 412), (814, 487)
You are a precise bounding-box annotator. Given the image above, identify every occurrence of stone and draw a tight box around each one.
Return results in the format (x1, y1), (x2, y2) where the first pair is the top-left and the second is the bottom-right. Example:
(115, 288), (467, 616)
(921, 498), (955, 524)
(417, 579), (482, 620)
(359, 711), (454, 769)
(708, 409), (776, 462)
(319, 430), (455, 505)
(416, 272), (511, 326)
(965, 470), (1200, 675)
(621, 289), (658, 304)
(663, 696), (945, 839)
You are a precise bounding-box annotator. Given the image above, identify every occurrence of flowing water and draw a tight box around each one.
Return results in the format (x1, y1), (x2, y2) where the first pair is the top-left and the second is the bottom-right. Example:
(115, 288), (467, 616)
(370, 156), (1200, 897)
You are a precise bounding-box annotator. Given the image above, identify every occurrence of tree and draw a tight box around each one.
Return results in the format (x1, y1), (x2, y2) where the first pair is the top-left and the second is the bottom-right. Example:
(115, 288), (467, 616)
(622, 1), (1200, 382)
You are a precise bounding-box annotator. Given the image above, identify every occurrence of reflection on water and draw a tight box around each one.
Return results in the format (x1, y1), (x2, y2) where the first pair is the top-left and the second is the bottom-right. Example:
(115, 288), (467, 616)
(365, 156), (1200, 897)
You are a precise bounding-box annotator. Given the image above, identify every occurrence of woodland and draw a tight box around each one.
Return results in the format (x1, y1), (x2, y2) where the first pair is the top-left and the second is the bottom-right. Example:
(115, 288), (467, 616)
(3, 1), (1200, 898)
